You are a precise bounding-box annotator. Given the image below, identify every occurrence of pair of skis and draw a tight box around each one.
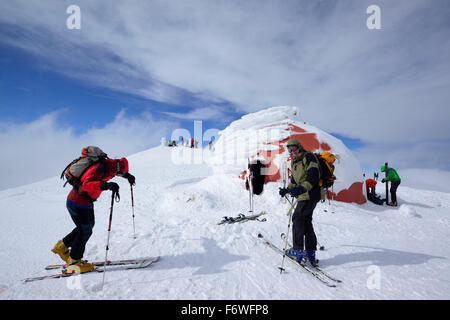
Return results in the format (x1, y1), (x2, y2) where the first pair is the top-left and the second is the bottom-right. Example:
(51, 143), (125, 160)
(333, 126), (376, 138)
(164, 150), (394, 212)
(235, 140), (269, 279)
(257, 233), (341, 288)
(23, 256), (160, 283)
(218, 210), (267, 225)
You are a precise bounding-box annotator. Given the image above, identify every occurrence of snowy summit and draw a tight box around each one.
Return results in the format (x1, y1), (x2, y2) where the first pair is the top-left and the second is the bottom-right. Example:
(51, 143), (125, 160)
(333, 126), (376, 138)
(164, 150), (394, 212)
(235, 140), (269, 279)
(0, 107), (449, 300)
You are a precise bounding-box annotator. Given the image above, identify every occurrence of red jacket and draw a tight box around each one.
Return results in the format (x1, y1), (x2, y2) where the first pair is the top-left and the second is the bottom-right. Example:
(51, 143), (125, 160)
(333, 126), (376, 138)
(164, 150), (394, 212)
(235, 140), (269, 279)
(67, 159), (123, 209)
(366, 179), (377, 189)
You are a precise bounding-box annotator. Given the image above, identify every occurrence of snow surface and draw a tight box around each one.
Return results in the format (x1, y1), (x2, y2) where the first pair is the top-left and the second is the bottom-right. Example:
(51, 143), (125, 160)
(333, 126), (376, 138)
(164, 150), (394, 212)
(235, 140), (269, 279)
(0, 145), (449, 300)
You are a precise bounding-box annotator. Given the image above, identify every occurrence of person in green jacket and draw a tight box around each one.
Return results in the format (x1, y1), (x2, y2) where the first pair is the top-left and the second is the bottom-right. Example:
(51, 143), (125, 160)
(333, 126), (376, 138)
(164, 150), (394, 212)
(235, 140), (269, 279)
(381, 165), (401, 207)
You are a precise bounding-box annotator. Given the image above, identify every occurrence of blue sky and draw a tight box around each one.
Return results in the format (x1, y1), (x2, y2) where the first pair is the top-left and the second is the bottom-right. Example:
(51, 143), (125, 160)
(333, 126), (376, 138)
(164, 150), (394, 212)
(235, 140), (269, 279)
(1, 0), (449, 190)
(0, 42), (362, 149)
(0, 43), (239, 136)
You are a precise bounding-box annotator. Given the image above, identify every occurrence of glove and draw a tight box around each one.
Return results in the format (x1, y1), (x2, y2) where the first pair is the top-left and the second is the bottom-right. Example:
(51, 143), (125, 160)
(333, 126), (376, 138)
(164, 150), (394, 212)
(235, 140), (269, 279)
(100, 181), (120, 193)
(289, 186), (306, 197)
(123, 173), (136, 186)
(279, 188), (289, 197)
(381, 179), (385, 183)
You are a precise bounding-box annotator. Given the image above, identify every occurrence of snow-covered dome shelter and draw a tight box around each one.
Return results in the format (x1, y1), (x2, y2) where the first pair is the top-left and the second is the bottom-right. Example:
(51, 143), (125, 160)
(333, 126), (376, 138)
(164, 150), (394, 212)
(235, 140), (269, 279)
(211, 106), (366, 204)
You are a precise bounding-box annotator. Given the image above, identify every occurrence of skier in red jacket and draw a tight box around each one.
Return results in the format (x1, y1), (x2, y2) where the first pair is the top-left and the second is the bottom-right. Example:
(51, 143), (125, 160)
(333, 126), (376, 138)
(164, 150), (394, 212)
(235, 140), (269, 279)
(365, 178), (384, 205)
(51, 157), (135, 273)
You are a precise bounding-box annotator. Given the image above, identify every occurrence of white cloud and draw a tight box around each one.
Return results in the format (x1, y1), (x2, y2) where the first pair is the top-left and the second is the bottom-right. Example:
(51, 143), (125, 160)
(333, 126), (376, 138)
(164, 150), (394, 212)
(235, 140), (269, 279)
(162, 106), (233, 123)
(397, 168), (450, 193)
(355, 139), (450, 174)
(1, 0), (449, 173)
(0, 110), (178, 191)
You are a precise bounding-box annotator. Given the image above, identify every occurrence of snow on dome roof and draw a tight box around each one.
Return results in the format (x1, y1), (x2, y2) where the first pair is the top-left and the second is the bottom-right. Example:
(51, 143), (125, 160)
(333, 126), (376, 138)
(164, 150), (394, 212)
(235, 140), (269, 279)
(211, 106), (366, 204)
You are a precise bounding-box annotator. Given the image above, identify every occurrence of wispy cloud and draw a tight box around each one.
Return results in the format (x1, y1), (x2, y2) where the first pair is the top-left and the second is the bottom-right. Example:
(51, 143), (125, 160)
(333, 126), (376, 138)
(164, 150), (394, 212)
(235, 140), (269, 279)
(0, 109), (178, 190)
(355, 139), (450, 173)
(162, 105), (234, 123)
(1, 0), (449, 172)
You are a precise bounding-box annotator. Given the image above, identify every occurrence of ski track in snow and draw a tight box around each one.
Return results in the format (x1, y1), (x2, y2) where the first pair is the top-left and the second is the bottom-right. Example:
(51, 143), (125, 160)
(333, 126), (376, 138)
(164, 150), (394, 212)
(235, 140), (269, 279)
(0, 147), (449, 299)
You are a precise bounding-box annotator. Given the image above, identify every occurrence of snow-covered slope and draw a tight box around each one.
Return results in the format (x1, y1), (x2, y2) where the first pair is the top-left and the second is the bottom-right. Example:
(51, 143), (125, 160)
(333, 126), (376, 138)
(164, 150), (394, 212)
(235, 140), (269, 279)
(0, 145), (449, 299)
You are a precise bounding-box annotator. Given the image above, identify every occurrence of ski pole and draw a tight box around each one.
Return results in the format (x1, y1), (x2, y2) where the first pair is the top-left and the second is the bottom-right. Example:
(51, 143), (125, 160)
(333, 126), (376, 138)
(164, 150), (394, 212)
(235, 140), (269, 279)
(281, 161), (287, 204)
(283, 196), (325, 251)
(130, 184), (136, 239)
(248, 176), (254, 214)
(279, 197), (298, 274)
(102, 190), (119, 289)
(248, 160), (254, 214)
(317, 240), (325, 251)
(281, 231), (325, 250)
(385, 162), (389, 205)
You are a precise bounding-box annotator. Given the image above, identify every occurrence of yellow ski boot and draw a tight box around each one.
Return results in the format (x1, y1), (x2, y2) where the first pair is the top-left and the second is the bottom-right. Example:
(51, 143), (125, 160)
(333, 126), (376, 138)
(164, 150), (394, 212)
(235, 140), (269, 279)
(66, 257), (94, 274)
(51, 240), (70, 262)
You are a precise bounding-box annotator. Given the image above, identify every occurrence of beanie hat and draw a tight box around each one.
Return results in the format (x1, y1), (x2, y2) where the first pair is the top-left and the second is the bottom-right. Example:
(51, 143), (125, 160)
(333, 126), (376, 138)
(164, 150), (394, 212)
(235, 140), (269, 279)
(286, 138), (304, 151)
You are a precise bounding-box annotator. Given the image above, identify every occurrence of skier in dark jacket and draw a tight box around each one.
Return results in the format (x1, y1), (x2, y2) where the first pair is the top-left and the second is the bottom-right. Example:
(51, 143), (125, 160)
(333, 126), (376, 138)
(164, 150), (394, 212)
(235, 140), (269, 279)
(279, 138), (321, 266)
(51, 157), (135, 273)
(380, 165), (401, 206)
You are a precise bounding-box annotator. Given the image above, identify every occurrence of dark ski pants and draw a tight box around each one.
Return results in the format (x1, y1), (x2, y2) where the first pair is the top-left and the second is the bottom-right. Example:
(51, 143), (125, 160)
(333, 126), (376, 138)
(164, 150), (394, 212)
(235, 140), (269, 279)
(390, 180), (401, 203)
(292, 200), (318, 251)
(368, 192), (384, 205)
(63, 202), (95, 260)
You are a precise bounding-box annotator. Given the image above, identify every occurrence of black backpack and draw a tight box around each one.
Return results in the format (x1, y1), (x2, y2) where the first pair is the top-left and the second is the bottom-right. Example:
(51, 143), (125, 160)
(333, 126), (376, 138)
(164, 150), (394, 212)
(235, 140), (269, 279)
(246, 160), (266, 195)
